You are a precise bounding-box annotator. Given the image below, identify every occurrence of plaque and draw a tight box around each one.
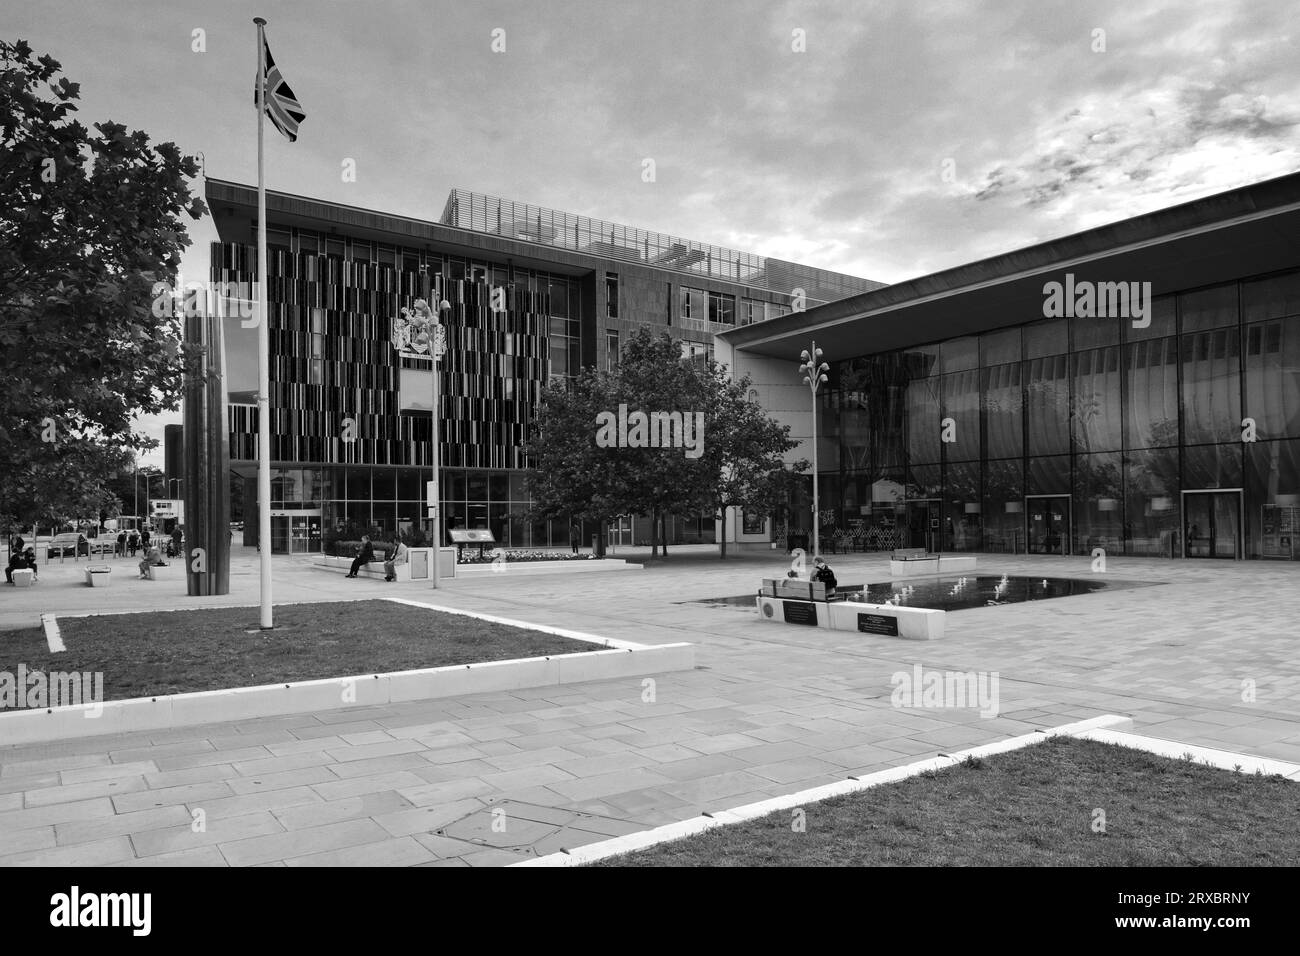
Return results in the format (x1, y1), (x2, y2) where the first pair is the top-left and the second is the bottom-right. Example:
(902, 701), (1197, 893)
(857, 612), (899, 636)
(782, 601), (818, 626)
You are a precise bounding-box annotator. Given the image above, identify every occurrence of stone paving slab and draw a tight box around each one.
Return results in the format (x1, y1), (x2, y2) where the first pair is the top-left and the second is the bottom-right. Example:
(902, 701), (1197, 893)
(3, 550), (1300, 865)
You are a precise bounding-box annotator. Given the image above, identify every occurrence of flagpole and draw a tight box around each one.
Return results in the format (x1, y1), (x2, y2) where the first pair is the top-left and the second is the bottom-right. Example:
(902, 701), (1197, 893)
(254, 16), (273, 629)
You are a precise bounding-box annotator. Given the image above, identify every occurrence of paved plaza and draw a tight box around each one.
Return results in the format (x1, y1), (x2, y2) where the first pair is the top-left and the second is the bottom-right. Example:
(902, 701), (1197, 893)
(2, 547), (1298, 866)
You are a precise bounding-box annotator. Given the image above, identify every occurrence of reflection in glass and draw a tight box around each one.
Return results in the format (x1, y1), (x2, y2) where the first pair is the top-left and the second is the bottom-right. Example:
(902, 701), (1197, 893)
(982, 363), (1023, 459)
(1026, 355), (1070, 455)
(1244, 318), (1300, 440)
(942, 370), (981, 462)
(1181, 327), (1240, 444)
(906, 378), (941, 463)
(1125, 337), (1179, 448)
(1124, 447), (1179, 557)
(982, 458), (1024, 553)
(1071, 347), (1122, 452)
(1074, 452), (1123, 553)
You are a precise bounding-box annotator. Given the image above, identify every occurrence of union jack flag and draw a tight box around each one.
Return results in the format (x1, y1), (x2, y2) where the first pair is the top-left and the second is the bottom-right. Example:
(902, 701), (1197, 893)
(255, 36), (305, 142)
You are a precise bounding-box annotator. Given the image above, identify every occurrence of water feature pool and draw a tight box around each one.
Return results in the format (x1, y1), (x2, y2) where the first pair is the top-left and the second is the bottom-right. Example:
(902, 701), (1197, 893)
(687, 574), (1161, 612)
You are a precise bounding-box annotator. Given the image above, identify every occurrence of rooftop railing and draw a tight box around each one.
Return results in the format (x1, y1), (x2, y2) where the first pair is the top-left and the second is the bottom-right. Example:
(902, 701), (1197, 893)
(440, 188), (880, 306)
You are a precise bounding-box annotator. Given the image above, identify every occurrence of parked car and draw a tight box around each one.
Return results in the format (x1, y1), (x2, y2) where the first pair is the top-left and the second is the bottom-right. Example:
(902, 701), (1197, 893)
(46, 532), (90, 558)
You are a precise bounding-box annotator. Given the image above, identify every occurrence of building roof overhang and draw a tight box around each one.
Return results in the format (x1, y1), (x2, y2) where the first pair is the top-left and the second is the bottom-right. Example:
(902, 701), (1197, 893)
(719, 171), (1300, 360)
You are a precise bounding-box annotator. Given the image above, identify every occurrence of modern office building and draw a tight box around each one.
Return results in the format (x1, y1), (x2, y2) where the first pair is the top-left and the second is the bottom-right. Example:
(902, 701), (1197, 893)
(204, 179), (880, 553)
(719, 171), (1300, 561)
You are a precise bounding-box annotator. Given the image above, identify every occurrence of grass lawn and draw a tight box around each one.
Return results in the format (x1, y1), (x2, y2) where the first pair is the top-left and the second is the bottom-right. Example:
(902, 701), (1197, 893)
(0, 600), (599, 701)
(595, 737), (1300, 866)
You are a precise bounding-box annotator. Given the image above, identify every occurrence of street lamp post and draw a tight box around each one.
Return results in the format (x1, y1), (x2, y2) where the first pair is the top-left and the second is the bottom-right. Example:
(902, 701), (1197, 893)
(429, 300), (449, 590)
(798, 341), (829, 559)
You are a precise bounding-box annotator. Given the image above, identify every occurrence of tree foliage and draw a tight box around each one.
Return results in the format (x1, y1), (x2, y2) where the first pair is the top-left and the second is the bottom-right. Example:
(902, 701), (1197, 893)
(527, 329), (805, 557)
(0, 39), (205, 532)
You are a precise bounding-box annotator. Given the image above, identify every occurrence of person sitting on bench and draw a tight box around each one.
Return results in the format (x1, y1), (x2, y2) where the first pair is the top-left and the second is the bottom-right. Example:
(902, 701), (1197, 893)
(384, 540), (409, 582)
(7, 548), (38, 584)
(346, 536), (374, 578)
(812, 556), (838, 599)
(138, 546), (166, 579)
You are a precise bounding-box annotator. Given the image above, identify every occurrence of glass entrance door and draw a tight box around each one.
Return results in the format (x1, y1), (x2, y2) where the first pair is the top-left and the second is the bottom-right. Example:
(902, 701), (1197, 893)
(1026, 495), (1070, 555)
(1183, 490), (1242, 559)
(904, 499), (942, 552)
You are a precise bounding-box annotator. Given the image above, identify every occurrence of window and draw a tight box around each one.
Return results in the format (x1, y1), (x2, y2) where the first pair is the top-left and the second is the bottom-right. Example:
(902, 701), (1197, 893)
(708, 291), (735, 325)
(681, 286), (705, 320)
(681, 341), (708, 363)
(606, 330), (620, 370)
(606, 273), (619, 319)
(350, 240), (371, 262)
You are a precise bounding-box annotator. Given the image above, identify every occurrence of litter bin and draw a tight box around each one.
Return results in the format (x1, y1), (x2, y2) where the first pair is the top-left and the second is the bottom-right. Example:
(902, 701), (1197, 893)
(85, 565), (112, 588)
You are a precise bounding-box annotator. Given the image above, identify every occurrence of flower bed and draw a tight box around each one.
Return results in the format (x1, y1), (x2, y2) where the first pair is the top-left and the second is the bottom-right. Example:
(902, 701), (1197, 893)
(457, 549), (597, 565)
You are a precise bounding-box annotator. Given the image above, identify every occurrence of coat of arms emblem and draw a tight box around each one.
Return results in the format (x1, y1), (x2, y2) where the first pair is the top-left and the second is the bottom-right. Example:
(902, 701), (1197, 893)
(391, 298), (445, 357)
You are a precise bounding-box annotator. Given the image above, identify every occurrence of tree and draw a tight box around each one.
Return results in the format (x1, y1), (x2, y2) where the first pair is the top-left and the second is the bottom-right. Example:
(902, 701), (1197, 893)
(527, 329), (806, 559)
(0, 40), (206, 532)
(695, 367), (806, 559)
(525, 371), (631, 548)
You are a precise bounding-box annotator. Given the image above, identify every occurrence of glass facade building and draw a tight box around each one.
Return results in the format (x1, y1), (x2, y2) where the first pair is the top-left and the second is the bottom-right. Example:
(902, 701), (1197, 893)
(206, 179), (878, 553)
(720, 172), (1300, 561)
(815, 269), (1300, 560)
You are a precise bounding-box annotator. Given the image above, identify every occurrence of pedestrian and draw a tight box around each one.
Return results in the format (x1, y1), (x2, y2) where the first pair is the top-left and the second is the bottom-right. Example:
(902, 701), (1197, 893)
(116, 530), (127, 557)
(171, 526), (183, 557)
(570, 519), (581, 555)
(141, 527), (151, 550)
(811, 556), (838, 599)
(347, 535), (374, 578)
(383, 540), (408, 582)
(127, 529), (139, 557)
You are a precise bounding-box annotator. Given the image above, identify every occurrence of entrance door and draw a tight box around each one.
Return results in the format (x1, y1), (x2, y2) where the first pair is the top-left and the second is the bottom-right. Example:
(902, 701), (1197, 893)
(289, 517), (312, 554)
(904, 499), (942, 552)
(1182, 490), (1242, 559)
(1026, 495), (1070, 555)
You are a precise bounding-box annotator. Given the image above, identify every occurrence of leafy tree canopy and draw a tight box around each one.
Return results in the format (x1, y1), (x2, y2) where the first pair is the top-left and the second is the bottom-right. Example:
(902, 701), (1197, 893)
(0, 39), (205, 533)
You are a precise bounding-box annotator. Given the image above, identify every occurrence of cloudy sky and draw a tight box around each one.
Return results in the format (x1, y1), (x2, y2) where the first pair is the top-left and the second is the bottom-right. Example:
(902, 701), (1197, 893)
(10, 0), (1299, 464)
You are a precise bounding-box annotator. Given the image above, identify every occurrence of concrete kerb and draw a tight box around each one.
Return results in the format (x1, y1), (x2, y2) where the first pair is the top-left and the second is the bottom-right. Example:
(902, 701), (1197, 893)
(0, 599), (694, 746)
(513, 714), (1142, 866)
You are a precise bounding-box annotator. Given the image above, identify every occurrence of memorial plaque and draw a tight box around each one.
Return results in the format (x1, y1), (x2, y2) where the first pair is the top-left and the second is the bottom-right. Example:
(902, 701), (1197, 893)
(857, 612), (899, 636)
(782, 601), (819, 626)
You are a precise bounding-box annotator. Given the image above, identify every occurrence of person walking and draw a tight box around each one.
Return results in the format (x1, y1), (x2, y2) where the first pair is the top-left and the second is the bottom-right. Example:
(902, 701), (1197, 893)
(347, 535), (374, 578)
(383, 540), (409, 582)
(570, 519), (581, 555)
(116, 530), (127, 557)
(171, 526), (183, 558)
(141, 527), (151, 551)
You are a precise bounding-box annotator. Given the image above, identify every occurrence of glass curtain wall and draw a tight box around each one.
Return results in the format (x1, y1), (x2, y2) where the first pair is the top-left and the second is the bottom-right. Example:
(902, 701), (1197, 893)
(828, 267), (1300, 559)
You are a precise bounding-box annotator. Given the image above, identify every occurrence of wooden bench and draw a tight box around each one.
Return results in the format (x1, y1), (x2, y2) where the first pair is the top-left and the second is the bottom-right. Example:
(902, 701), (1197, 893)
(891, 548), (930, 561)
(315, 554), (413, 582)
(761, 577), (836, 602)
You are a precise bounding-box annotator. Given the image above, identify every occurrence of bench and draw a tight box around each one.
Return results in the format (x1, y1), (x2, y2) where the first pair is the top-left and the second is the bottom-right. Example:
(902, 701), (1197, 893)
(144, 563), (178, 581)
(11, 568), (35, 588)
(889, 550), (978, 577)
(315, 554), (413, 582)
(761, 577), (837, 602)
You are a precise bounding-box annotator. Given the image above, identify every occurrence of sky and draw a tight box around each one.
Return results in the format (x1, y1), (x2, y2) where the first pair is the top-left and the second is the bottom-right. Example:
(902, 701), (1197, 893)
(9, 0), (1299, 466)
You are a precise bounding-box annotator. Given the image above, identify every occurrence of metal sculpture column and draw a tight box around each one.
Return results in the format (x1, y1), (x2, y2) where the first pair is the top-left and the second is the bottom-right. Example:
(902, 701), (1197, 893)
(798, 341), (829, 559)
(182, 306), (231, 595)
